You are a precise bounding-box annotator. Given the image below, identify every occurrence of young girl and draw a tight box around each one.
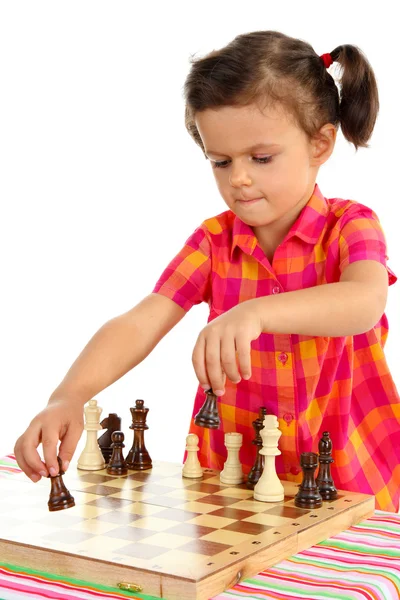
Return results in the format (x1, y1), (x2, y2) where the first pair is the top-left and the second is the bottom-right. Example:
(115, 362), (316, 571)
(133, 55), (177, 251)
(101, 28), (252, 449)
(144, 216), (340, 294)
(14, 30), (400, 512)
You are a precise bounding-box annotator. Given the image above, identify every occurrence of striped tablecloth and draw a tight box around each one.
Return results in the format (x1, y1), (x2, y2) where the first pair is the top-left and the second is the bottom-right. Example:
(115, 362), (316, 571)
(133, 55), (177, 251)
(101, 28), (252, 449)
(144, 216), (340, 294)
(1, 455), (399, 600)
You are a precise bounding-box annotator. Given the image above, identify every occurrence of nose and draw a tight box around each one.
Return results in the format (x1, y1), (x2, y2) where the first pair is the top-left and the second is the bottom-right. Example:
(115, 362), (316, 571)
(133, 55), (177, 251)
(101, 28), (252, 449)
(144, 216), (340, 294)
(229, 162), (252, 188)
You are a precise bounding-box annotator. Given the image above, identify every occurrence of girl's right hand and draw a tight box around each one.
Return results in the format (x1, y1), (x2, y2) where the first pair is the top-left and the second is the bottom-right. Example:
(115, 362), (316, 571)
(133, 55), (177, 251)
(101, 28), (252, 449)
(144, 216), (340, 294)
(14, 399), (84, 482)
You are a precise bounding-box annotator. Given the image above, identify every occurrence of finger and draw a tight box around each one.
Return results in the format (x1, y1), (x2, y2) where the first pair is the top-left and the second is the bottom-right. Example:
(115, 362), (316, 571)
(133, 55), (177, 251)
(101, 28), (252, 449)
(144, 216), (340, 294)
(14, 430), (49, 481)
(205, 334), (225, 395)
(236, 334), (252, 380)
(192, 333), (210, 389)
(41, 427), (61, 477)
(58, 424), (83, 472)
(220, 334), (241, 384)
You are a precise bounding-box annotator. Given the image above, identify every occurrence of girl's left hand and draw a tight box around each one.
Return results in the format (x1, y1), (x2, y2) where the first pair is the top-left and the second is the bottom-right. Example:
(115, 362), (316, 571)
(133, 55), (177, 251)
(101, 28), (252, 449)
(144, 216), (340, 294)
(192, 299), (263, 395)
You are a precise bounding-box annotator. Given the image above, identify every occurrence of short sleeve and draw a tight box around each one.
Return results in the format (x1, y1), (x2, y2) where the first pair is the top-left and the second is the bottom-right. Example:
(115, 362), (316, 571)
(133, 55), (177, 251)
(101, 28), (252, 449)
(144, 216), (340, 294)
(152, 225), (212, 311)
(338, 206), (397, 286)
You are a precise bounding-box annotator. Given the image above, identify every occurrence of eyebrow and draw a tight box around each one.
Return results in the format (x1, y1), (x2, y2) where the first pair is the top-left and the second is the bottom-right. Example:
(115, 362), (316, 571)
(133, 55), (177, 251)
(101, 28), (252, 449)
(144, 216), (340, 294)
(205, 142), (281, 157)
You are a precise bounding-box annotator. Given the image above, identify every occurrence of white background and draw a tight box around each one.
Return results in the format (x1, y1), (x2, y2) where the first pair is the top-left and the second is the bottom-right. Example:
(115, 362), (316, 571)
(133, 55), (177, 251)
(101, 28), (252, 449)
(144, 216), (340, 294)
(1, 1), (399, 466)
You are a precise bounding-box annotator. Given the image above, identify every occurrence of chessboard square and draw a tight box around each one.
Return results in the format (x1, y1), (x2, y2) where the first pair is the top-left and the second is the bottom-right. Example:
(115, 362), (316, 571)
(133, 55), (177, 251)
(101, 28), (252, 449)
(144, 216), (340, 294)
(201, 529), (254, 545)
(263, 505), (310, 519)
(3, 522), (57, 542)
(10, 507), (48, 522)
(37, 514), (85, 528)
(157, 477), (192, 489)
(72, 504), (112, 519)
(127, 472), (164, 483)
(178, 501), (227, 514)
(95, 511), (143, 525)
(200, 475), (230, 486)
(163, 489), (207, 502)
(75, 473), (115, 484)
(141, 495), (187, 508)
(86, 497), (133, 510)
(195, 495), (242, 507)
(42, 529), (95, 544)
(100, 479), (144, 490)
(243, 513), (295, 526)
(139, 532), (193, 549)
(188, 514), (236, 529)
(103, 525), (157, 542)
(83, 484), (122, 496)
(230, 500), (279, 512)
(185, 482), (225, 493)
(134, 484), (183, 495)
(70, 520), (121, 535)
(131, 516), (181, 532)
(214, 488), (254, 499)
(153, 508), (200, 522)
(117, 542), (168, 560)
(72, 492), (107, 506)
(109, 490), (154, 502)
(222, 520), (272, 535)
(177, 539), (230, 556)
(119, 502), (165, 516)
(165, 523), (215, 538)
(208, 507), (255, 520)
(73, 534), (132, 555)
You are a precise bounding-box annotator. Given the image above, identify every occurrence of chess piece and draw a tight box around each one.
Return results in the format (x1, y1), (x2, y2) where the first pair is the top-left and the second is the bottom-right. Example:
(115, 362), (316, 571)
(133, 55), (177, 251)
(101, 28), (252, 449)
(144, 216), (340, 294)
(220, 432), (244, 484)
(98, 413), (122, 464)
(254, 415), (284, 502)
(77, 399), (106, 470)
(48, 457), (75, 511)
(247, 407), (267, 489)
(182, 433), (203, 478)
(126, 400), (152, 470)
(294, 452), (323, 508)
(107, 431), (128, 475)
(316, 431), (338, 500)
(194, 389), (220, 429)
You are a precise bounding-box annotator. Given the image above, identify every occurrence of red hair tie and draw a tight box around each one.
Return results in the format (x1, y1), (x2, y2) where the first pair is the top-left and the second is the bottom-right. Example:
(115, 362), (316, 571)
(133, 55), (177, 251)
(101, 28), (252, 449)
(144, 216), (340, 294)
(320, 53), (333, 68)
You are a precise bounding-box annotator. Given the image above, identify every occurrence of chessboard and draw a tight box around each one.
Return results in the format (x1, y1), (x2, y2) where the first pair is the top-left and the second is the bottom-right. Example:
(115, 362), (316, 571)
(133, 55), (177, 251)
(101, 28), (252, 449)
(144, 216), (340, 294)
(0, 460), (375, 600)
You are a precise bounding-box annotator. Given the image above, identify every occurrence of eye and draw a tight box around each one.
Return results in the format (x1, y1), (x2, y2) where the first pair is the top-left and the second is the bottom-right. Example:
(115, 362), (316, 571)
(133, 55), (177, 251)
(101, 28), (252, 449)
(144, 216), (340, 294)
(211, 156), (272, 169)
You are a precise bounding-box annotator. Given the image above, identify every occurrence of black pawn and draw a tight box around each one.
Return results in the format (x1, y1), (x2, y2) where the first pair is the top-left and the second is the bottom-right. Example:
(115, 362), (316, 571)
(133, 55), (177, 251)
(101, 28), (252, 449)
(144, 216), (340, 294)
(98, 413), (122, 464)
(126, 400), (152, 470)
(48, 457), (75, 512)
(194, 389), (220, 429)
(316, 432), (338, 500)
(107, 431), (128, 476)
(247, 407), (267, 489)
(294, 452), (322, 509)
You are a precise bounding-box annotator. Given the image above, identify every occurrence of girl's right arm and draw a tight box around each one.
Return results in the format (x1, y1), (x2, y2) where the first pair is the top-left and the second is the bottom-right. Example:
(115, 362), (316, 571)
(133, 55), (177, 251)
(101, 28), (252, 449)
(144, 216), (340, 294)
(14, 293), (186, 481)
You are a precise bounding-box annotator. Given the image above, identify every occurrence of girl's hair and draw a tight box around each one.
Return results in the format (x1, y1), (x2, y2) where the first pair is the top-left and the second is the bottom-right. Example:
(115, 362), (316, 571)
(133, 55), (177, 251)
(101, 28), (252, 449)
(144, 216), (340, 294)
(184, 31), (379, 153)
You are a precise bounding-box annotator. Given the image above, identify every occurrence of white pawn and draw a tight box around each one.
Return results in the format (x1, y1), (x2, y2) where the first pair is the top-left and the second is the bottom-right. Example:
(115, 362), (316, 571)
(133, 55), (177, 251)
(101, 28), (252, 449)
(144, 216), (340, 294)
(220, 432), (244, 484)
(77, 399), (106, 470)
(182, 434), (203, 478)
(254, 415), (284, 502)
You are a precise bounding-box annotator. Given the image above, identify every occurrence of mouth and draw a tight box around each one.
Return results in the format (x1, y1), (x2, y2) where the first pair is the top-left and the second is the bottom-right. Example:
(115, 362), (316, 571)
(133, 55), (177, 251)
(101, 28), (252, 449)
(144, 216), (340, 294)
(236, 197), (263, 206)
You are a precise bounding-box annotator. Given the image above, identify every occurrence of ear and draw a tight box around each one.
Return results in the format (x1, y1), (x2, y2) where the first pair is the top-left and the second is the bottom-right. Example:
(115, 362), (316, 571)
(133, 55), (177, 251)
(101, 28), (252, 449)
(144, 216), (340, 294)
(309, 123), (337, 166)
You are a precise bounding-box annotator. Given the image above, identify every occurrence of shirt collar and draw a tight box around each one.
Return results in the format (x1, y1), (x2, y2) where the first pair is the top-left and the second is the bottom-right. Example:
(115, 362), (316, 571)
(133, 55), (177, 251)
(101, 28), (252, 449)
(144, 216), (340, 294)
(230, 183), (329, 259)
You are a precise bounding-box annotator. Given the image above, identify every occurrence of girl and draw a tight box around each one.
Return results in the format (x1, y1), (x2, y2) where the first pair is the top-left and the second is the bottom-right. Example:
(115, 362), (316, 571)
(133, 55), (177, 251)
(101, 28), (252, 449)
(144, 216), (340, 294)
(15, 30), (400, 512)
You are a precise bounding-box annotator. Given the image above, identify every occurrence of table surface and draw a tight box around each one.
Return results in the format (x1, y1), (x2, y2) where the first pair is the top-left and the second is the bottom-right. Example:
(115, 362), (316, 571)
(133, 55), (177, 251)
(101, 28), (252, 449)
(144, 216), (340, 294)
(1, 454), (399, 600)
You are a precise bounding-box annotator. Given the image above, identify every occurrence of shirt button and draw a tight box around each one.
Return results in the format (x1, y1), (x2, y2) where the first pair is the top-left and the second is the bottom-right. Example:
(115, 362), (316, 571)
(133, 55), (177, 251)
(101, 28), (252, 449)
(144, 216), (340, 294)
(272, 286), (281, 294)
(278, 352), (288, 365)
(283, 413), (293, 424)
(290, 466), (301, 475)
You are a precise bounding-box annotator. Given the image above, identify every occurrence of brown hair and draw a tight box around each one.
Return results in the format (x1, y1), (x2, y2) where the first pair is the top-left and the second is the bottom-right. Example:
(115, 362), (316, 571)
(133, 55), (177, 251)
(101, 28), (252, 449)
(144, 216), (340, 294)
(184, 31), (379, 154)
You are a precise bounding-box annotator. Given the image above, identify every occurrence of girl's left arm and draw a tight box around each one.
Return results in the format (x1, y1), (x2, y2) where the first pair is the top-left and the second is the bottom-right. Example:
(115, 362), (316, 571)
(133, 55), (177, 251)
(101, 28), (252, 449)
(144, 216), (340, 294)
(258, 259), (388, 337)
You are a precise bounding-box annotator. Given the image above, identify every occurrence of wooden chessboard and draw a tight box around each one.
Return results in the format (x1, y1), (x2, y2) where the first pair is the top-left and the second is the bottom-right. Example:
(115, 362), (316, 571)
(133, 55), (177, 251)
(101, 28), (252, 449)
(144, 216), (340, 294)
(0, 460), (375, 600)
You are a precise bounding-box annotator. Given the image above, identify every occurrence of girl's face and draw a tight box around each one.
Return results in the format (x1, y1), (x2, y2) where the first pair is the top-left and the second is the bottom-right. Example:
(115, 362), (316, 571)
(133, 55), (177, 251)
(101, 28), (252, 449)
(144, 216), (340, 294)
(195, 103), (327, 240)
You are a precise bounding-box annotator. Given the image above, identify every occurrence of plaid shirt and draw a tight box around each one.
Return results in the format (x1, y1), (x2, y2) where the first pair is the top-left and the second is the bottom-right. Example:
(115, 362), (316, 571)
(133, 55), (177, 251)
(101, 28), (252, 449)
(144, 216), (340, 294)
(153, 184), (400, 512)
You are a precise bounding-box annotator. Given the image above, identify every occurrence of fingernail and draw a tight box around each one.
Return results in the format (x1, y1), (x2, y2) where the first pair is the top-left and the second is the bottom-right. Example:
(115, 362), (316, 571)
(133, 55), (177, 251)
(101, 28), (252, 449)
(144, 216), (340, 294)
(201, 384), (210, 390)
(39, 470), (48, 478)
(233, 378), (241, 384)
(49, 467), (58, 477)
(243, 374), (250, 380)
(214, 389), (224, 396)
(62, 460), (70, 472)
(30, 474), (40, 482)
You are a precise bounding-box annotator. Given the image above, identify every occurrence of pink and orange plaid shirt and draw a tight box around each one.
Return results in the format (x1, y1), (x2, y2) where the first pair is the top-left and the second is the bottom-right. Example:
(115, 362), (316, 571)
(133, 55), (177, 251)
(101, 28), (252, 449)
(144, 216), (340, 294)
(153, 184), (400, 512)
